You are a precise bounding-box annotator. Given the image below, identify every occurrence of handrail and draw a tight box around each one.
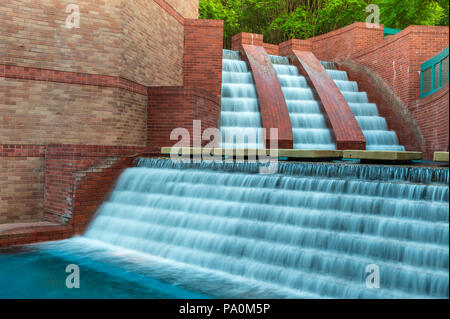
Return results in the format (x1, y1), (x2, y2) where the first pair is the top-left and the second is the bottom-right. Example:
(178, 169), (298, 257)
(420, 46), (449, 98)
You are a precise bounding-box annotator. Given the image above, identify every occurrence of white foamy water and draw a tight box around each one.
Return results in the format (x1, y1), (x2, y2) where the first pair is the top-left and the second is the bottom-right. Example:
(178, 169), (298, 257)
(73, 159), (450, 299)
(323, 62), (406, 151)
(221, 50), (265, 149)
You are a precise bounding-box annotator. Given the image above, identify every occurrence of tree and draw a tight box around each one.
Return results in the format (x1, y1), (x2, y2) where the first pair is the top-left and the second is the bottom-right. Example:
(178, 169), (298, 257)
(199, 0), (448, 47)
(376, 0), (447, 29)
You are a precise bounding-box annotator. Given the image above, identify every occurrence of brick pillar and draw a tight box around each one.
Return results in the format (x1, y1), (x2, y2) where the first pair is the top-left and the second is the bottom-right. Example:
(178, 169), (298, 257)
(184, 19), (224, 100)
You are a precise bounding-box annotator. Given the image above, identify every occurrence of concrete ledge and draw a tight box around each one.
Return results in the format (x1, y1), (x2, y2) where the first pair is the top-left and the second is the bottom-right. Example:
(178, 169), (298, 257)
(434, 152), (449, 162)
(161, 147), (343, 159)
(277, 149), (343, 159)
(343, 150), (422, 161)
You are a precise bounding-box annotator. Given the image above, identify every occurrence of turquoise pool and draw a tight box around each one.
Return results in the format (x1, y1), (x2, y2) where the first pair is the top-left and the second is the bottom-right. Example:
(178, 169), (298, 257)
(0, 239), (211, 299)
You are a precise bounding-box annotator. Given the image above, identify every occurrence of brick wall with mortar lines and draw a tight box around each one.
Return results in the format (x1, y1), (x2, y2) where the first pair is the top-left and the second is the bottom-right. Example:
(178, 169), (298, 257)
(337, 25), (449, 157)
(71, 157), (136, 235)
(0, 77), (147, 146)
(411, 85), (449, 159)
(0, 0), (190, 86)
(43, 145), (145, 226)
(184, 19), (224, 100)
(0, 0), (123, 75)
(0, 145), (141, 244)
(338, 61), (425, 154)
(344, 26), (449, 109)
(310, 23), (384, 61)
(0, 157), (44, 223)
(148, 87), (221, 151)
(165, 0), (199, 19)
(121, 0), (184, 87)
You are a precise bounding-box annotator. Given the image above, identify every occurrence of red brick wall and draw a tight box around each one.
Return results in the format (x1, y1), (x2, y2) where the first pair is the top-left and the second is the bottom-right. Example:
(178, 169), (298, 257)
(310, 22), (384, 61)
(184, 19), (224, 99)
(335, 25), (449, 157)
(283, 47), (365, 150)
(122, 0), (185, 87)
(338, 61), (425, 154)
(148, 87), (221, 151)
(263, 43), (280, 56)
(0, 77), (147, 146)
(0, 145), (45, 224)
(165, 0), (199, 19)
(343, 26), (449, 110)
(279, 39), (312, 54)
(43, 145), (145, 226)
(410, 85), (449, 159)
(0, 0), (192, 86)
(232, 33), (293, 149)
(0, 156), (44, 223)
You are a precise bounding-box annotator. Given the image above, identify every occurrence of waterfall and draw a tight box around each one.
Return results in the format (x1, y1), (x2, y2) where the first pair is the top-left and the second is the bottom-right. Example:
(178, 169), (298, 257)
(322, 62), (406, 151)
(221, 50), (265, 149)
(82, 158), (449, 299)
(269, 55), (337, 150)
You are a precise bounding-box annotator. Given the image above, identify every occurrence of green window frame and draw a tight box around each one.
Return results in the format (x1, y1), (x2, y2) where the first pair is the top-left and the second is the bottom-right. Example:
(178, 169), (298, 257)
(420, 46), (449, 98)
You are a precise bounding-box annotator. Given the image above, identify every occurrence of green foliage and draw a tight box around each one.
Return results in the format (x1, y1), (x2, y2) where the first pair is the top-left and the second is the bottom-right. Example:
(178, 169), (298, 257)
(376, 0), (447, 29)
(199, 0), (449, 47)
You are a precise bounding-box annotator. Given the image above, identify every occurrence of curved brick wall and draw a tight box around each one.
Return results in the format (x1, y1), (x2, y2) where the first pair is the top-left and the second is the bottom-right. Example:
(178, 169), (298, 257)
(338, 60), (425, 154)
(232, 33), (294, 149)
(333, 25), (449, 159)
(280, 45), (365, 150)
(341, 26), (449, 112)
(411, 85), (449, 159)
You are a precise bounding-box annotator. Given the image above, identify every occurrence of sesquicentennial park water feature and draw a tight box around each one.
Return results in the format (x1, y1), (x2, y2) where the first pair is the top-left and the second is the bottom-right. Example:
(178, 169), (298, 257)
(2, 159), (447, 299)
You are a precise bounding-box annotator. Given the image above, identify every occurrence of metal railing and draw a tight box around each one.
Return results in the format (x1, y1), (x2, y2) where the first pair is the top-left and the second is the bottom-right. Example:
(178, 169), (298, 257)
(420, 46), (449, 98)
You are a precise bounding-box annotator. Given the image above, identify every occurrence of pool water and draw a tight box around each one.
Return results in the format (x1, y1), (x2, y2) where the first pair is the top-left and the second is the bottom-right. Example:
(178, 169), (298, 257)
(0, 237), (299, 299)
(1, 160), (448, 299)
(0, 238), (211, 299)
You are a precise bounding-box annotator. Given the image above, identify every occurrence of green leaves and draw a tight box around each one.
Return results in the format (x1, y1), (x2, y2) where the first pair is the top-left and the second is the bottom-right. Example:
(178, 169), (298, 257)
(375, 0), (447, 29)
(199, 0), (448, 47)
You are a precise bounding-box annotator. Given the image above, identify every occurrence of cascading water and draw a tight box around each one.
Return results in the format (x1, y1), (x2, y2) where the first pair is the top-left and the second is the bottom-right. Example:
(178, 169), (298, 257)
(80, 158), (449, 299)
(221, 50), (265, 149)
(269, 55), (337, 150)
(322, 62), (406, 151)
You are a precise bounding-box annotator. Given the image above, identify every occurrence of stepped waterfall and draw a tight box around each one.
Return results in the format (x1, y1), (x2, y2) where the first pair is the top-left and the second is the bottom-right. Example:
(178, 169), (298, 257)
(221, 52), (404, 152)
(270, 55), (337, 150)
(221, 50), (265, 149)
(322, 62), (406, 151)
(79, 158), (449, 299)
